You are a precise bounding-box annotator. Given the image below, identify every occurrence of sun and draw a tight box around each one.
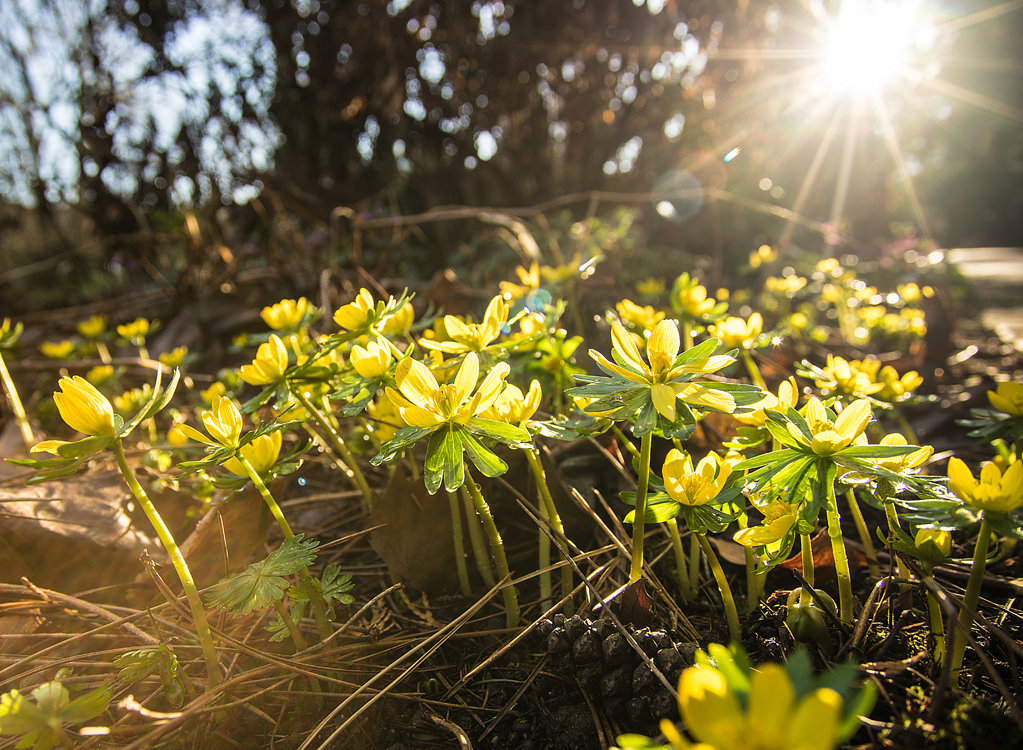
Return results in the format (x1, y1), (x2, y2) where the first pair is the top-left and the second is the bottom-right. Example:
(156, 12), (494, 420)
(821, 1), (933, 95)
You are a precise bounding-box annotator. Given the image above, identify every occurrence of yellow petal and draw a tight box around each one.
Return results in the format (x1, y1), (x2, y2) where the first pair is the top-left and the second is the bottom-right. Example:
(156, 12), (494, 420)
(397, 358), (440, 407)
(610, 321), (647, 374)
(678, 666), (742, 748)
(786, 688), (842, 750)
(833, 399), (872, 442)
(453, 353), (481, 405)
(673, 382), (736, 413)
(947, 457), (977, 501)
(651, 382), (677, 421)
(649, 319), (681, 360)
(589, 349), (648, 384)
(748, 663), (794, 746)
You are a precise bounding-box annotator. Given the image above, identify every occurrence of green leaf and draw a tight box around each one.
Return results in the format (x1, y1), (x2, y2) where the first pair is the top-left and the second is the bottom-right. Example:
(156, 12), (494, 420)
(60, 684), (113, 724)
(55, 435), (114, 459)
(458, 429), (508, 478)
(672, 337), (719, 366)
(372, 425), (432, 466)
(119, 367), (178, 438)
(423, 430), (448, 494)
(318, 564), (355, 612)
(207, 535), (318, 614)
(836, 444), (920, 459)
(441, 430), (466, 492)
(734, 447), (801, 471)
(465, 417), (531, 446)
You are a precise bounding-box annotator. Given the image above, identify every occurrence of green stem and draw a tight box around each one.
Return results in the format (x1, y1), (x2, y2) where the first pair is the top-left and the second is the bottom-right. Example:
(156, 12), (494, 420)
(273, 599), (308, 652)
(688, 533), (701, 594)
(238, 455), (332, 641)
(681, 320), (694, 352)
(800, 532), (814, 606)
(825, 482), (855, 624)
(883, 501), (910, 580)
(460, 485), (496, 589)
(294, 390), (374, 507)
(922, 565), (946, 664)
(949, 516), (992, 681)
(464, 472), (520, 627)
(0, 350), (34, 447)
(112, 439), (221, 688)
(697, 533), (742, 643)
(740, 349), (768, 391)
(96, 340), (112, 364)
(845, 489), (881, 578)
(523, 447), (572, 605)
(629, 431), (654, 584)
(667, 519), (692, 601)
(447, 491), (472, 597)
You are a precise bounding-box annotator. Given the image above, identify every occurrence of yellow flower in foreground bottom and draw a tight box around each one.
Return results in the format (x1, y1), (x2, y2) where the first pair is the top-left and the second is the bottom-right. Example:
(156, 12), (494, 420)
(224, 431), (283, 476)
(385, 352), (509, 429)
(51, 376), (116, 437)
(947, 456), (1023, 515)
(677, 661), (842, 750)
(988, 380), (1023, 416)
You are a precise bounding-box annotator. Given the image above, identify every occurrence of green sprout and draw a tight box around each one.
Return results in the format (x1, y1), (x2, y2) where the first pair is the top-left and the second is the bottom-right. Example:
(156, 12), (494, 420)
(0, 678), (112, 750)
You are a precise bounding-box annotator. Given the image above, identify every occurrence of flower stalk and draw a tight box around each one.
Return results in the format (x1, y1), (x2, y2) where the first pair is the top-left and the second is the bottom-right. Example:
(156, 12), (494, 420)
(112, 439), (221, 688)
(464, 474), (520, 626)
(0, 349), (34, 447)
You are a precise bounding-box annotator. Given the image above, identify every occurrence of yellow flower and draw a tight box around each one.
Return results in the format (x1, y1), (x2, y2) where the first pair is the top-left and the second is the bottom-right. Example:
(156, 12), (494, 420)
(674, 282), (716, 318)
(85, 365), (115, 386)
(988, 381), (1023, 416)
(789, 312), (809, 330)
(915, 528), (952, 563)
(117, 318), (150, 342)
(499, 262), (541, 301)
(333, 288), (375, 331)
(588, 319), (736, 421)
(947, 456), (1023, 515)
(635, 278), (665, 298)
(662, 448), (732, 506)
(676, 659), (843, 750)
(238, 334), (289, 386)
(351, 340), (392, 379)
(615, 298), (664, 333)
(381, 300), (415, 336)
(46, 376), (117, 438)
(223, 431), (283, 477)
(734, 499), (797, 549)
(482, 380), (542, 424)
(385, 352), (509, 429)
(420, 295), (509, 355)
(366, 394), (403, 444)
(869, 433), (933, 473)
(159, 346), (189, 368)
(168, 422), (190, 447)
(877, 365), (923, 402)
(114, 384), (153, 414)
(790, 397), (872, 456)
(748, 243), (777, 269)
(76, 315), (107, 339)
(261, 297), (309, 331)
(708, 313), (762, 350)
(815, 355), (884, 399)
(765, 275), (807, 296)
(177, 395), (243, 448)
(200, 381), (227, 406)
(39, 340), (75, 359)
(735, 377), (799, 427)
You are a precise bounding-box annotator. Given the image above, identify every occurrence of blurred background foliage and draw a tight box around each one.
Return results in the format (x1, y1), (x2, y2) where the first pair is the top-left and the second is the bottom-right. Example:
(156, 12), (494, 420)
(0, 0), (1020, 313)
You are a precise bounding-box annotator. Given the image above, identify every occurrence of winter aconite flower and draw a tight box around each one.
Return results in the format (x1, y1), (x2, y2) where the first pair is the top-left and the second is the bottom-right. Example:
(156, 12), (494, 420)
(419, 295), (509, 355)
(350, 340), (392, 379)
(584, 319), (737, 424)
(988, 381), (1023, 417)
(46, 376), (116, 438)
(708, 312), (762, 350)
(386, 352), (508, 429)
(482, 380), (543, 425)
(238, 334), (289, 386)
(947, 456), (1023, 515)
(789, 397), (871, 457)
(333, 289), (376, 332)
(662, 448), (733, 507)
(178, 395), (243, 449)
(261, 297), (309, 331)
(224, 431), (283, 477)
(733, 498), (797, 549)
